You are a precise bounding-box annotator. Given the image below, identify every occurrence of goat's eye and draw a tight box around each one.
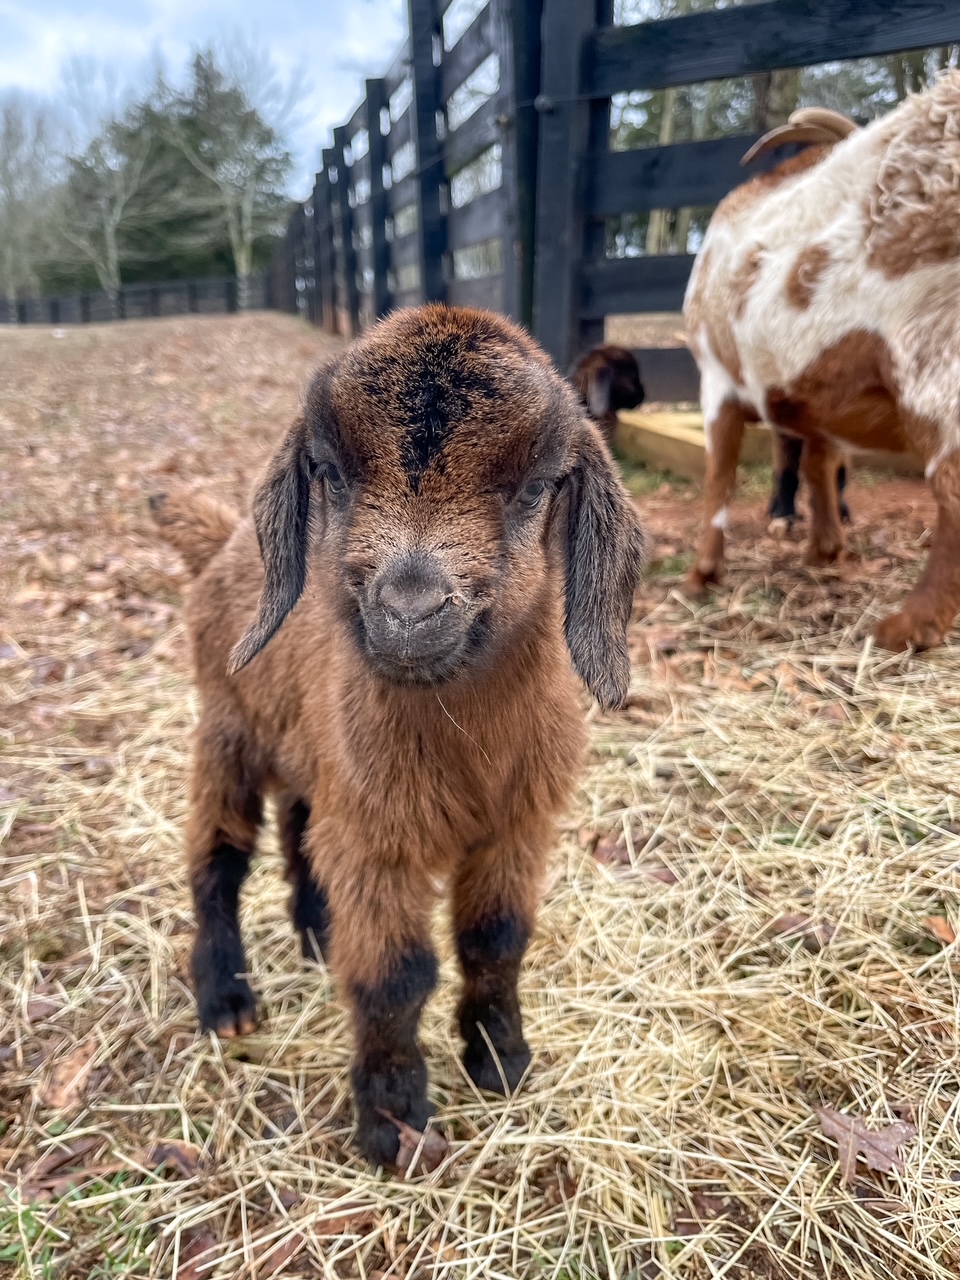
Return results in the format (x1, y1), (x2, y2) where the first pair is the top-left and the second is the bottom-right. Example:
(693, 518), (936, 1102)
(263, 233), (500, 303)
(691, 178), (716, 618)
(323, 463), (347, 495)
(518, 478), (547, 508)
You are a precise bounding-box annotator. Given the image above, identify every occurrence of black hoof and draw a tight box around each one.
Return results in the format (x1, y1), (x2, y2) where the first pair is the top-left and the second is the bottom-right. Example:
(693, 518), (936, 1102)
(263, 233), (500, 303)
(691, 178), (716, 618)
(352, 1057), (432, 1167)
(196, 975), (258, 1038)
(463, 1040), (531, 1095)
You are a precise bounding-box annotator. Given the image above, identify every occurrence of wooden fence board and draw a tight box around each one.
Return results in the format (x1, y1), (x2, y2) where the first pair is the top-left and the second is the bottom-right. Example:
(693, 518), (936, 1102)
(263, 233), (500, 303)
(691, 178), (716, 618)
(442, 4), (496, 98)
(445, 97), (502, 173)
(582, 254), (695, 317)
(588, 133), (804, 214)
(448, 273), (505, 311)
(590, 0), (960, 96)
(446, 188), (503, 249)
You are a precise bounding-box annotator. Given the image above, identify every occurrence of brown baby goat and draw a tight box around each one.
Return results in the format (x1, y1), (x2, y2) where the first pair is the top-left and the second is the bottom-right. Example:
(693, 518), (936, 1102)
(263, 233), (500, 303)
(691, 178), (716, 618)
(152, 305), (645, 1168)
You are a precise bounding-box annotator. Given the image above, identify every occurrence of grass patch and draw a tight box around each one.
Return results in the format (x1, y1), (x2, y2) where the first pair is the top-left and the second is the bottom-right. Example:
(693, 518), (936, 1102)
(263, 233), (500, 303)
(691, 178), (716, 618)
(616, 456), (692, 496)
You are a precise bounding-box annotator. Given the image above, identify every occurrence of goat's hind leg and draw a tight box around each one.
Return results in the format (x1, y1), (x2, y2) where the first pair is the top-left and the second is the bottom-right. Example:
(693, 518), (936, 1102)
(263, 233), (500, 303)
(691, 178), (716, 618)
(800, 436), (845, 566)
(277, 794), (330, 962)
(875, 449), (960, 651)
(768, 431), (804, 530)
(187, 720), (262, 1037)
(685, 398), (746, 595)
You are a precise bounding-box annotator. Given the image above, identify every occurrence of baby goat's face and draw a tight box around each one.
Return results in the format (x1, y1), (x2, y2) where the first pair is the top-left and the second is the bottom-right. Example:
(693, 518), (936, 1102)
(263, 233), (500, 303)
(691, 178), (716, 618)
(231, 306), (646, 711)
(314, 311), (573, 686)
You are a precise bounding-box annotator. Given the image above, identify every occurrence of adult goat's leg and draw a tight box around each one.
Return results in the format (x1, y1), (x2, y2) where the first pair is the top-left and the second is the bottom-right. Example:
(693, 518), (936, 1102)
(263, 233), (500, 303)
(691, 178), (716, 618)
(876, 450), (960, 651)
(186, 719), (262, 1037)
(800, 436), (845, 566)
(768, 430), (803, 528)
(452, 836), (544, 1094)
(327, 857), (438, 1167)
(685, 398), (746, 594)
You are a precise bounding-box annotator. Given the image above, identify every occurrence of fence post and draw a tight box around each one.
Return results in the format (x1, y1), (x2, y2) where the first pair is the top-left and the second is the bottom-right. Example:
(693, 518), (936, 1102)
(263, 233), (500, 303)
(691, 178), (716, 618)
(364, 78), (392, 321)
(332, 128), (361, 335)
(532, 0), (607, 369)
(408, 0), (446, 305)
(491, 0), (543, 326)
(314, 162), (338, 333)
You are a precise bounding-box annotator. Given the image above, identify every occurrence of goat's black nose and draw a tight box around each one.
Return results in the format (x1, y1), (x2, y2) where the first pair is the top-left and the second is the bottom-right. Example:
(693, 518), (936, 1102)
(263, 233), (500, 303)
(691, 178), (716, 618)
(379, 579), (449, 624)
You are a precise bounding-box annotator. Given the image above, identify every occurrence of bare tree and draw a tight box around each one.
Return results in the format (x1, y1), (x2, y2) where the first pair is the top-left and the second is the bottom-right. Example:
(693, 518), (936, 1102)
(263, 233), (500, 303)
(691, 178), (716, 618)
(0, 96), (62, 305)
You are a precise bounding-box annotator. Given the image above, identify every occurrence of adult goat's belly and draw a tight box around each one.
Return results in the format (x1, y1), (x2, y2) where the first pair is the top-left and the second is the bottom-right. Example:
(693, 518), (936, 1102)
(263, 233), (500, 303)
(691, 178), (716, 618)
(758, 330), (905, 453)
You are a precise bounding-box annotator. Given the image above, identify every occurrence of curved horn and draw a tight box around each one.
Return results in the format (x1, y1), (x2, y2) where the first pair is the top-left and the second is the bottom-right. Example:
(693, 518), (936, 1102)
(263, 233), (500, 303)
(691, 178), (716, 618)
(741, 123), (844, 166)
(788, 107), (858, 138)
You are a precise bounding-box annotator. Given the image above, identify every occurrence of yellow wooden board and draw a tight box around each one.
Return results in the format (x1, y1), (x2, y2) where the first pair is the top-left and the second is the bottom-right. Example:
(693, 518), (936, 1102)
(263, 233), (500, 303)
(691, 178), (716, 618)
(613, 409), (923, 482)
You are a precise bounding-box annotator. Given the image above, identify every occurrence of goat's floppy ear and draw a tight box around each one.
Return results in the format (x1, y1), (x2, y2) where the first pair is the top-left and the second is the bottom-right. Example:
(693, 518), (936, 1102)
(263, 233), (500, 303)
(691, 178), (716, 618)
(563, 425), (646, 710)
(586, 363), (613, 420)
(228, 418), (311, 674)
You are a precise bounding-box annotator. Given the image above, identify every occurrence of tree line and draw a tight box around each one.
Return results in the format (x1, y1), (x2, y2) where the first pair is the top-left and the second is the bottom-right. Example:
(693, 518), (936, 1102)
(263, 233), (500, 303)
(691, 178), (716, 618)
(0, 47), (298, 308)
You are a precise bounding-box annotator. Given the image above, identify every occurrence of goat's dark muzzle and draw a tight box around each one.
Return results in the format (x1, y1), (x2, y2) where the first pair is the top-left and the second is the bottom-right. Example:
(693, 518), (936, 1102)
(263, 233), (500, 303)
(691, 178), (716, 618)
(357, 553), (473, 684)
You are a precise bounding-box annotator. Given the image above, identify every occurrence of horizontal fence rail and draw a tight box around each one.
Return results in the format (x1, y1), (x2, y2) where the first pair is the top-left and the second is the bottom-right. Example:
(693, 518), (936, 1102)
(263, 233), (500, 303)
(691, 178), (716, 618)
(0, 275), (269, 326)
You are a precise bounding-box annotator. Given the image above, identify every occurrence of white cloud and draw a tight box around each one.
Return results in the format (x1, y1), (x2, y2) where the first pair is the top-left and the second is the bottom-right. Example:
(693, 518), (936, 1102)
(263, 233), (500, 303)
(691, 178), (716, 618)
(0, 0), (407, 193)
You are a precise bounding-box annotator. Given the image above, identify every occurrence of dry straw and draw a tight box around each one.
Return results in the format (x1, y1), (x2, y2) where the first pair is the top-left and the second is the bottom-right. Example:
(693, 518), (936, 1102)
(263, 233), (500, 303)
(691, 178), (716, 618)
(1, 315), (959, 1278)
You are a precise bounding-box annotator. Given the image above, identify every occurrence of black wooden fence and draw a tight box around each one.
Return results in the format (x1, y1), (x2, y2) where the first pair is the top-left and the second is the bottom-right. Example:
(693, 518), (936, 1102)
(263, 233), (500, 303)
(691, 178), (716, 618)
(0, 274), (272, 327)
(273, 0), (960, 385)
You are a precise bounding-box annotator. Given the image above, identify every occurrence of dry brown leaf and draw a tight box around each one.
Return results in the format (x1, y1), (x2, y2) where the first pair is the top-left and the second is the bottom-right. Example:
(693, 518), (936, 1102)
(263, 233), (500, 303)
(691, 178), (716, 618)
(645, 863), (679, 884)
(593, 836), (630, 865)
(817, 701), (850, 722)
(768, 914), (837, 953)
(377, 1110), (449, 1175)
(815, 1107), (917, 1184)
(922, 915), (957, 945)
(178, 1230), (219, 1280)
(253, 1231), (307, 1276)
(313, 1202), (379, 1235)
(39, 1040), (96, 1109)
(24, 1135), (102, 1182)
(145, 1139), (203, 1177)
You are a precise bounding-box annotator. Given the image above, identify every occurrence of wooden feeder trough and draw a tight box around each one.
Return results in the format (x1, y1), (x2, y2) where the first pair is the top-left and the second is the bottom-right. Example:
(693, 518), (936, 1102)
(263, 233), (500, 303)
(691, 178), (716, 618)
(613, 409), (924, 482)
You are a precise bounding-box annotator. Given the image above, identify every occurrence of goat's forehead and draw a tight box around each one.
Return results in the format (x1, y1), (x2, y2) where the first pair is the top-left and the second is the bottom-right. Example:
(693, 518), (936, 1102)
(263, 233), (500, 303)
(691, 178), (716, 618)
(316, 329), (568, 487)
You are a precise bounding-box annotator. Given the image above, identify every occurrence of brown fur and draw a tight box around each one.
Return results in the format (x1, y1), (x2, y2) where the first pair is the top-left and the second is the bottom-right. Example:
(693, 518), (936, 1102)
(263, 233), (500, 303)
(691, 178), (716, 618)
(784, 243), (831, 310)
(568, 344), (644, 445)
(712, 147), (830, 224)
(151, 304), (646, 1167)
(867, 86), (960, 277)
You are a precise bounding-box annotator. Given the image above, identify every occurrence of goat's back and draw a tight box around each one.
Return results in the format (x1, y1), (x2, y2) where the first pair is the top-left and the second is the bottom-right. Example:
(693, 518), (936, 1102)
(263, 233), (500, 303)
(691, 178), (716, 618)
(685, 73), (960, 440)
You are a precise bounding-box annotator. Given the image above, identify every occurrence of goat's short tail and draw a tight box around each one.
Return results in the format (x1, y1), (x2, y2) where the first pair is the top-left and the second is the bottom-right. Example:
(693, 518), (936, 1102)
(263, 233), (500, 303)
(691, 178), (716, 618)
(149, 486), (239, 578)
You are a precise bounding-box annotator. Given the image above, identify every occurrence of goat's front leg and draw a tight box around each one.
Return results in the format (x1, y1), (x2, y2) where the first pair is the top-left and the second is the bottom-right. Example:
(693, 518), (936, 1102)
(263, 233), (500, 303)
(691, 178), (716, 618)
(875, 449), (960, 651)
(326, 856), (438, 1167)
(452, 837), (544, 1095)
(685, 397), (746, 594)
(186, 719), (262, 1037)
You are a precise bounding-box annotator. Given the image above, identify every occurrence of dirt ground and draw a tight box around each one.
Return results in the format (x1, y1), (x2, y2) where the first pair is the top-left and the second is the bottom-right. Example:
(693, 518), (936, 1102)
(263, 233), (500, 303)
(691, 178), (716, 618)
(1, 313), (959, 1280)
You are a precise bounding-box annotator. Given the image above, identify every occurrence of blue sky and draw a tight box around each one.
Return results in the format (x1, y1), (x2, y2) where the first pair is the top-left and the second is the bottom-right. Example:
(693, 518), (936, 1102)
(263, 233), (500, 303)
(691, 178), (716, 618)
(0, 0), (407, 193)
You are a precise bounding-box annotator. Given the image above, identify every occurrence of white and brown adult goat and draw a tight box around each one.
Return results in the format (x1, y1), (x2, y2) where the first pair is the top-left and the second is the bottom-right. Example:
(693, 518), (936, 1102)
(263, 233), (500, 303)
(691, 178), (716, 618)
(684, 73), (960, 651)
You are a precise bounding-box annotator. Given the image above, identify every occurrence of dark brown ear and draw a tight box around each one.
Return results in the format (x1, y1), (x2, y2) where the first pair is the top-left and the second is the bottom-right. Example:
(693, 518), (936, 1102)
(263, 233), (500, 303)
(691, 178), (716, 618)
(586, 363), (613, 420)
(227, 418), (311, 674)
(563, 425), (646, 710)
